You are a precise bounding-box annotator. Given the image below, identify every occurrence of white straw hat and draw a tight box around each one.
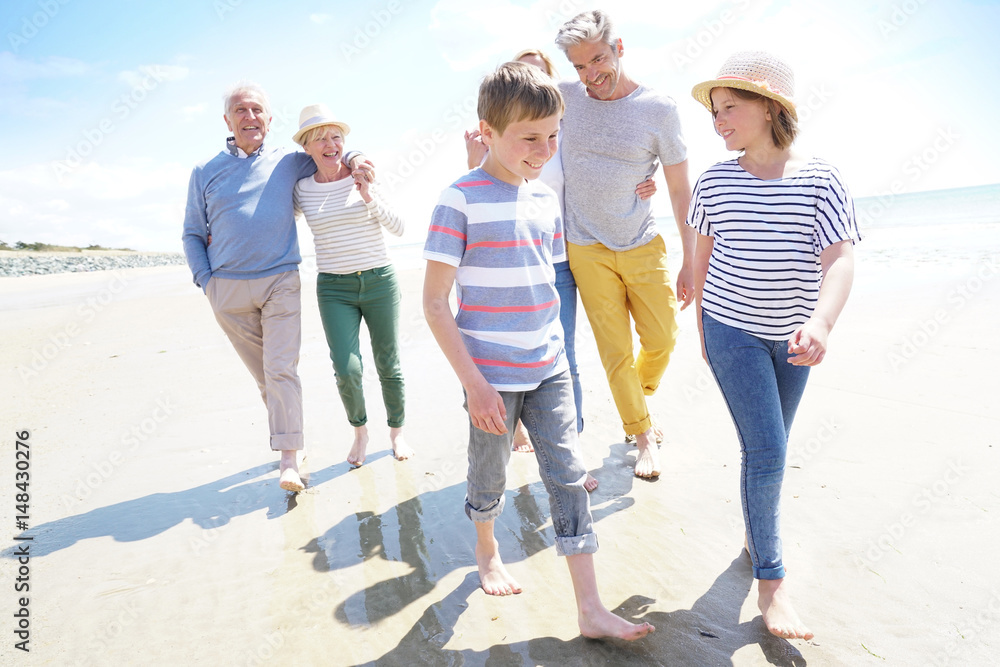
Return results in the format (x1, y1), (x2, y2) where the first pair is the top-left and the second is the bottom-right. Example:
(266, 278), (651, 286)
(292, 104), (351, 146)
(691, 51), (797, 121)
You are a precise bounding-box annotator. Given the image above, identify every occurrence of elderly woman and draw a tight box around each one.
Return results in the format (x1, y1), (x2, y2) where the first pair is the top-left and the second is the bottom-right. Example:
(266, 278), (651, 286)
(293, 104), (413, 465)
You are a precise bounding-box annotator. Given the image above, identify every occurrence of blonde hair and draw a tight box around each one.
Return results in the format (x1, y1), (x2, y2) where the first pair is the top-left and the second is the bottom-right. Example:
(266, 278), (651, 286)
(301, 124), (347, 147)
(512, 48), (559, 79)
(478, 61), (564, 136)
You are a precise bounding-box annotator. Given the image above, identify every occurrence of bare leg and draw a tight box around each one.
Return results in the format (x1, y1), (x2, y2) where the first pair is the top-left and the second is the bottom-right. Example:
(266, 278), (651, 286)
(567, 553), (654, 640)
(512, 420), (533, 452)
(279, 450), (304, 492)
(474, 520), (521, 596)
(389, 426), (414, 460)
(633, 427), (661, 478)
(347, 425), (369, 467)
(757, 578), (813, 640)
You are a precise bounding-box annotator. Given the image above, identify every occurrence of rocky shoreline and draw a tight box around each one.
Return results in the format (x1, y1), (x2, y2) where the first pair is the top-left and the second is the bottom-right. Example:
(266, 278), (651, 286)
(0, 251), (186, 278)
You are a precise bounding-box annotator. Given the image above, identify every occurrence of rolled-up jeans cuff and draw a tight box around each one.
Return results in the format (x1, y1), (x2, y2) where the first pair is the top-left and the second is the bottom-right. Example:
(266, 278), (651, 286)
(555, 532), (599, 557)
(465, 495), (505, 523)
(623, 416), (652, 437)
(754, 564), (786, 580)
(270, 434), (304, 451)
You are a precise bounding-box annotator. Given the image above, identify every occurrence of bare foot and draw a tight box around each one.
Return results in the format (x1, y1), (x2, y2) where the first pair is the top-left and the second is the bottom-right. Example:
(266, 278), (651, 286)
(389, 427), (414, 461)
(579, 605), (655, 641)
(475, 538), (522, 596)
(279, 450), (304, 492)
(650, 420), (664, 443)
(633, 428), (661, 478)
(584, 473), (599, 492)
(512, 420), (533, 452)
(757, 578), (813, 640)
(347, 426), (369, 467)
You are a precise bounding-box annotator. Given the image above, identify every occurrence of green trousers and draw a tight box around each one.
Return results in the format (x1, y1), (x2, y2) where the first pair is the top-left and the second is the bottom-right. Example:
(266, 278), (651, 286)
(316, 265), (405, 428)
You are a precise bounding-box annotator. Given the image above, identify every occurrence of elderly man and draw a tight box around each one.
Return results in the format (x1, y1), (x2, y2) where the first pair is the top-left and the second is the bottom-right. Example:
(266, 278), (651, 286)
(555, 10), (695, 479)
(182, 82), (368, 492)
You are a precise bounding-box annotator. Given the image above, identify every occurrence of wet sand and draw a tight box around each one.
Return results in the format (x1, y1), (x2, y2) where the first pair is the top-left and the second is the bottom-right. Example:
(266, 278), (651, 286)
(1, 225), (998, 665)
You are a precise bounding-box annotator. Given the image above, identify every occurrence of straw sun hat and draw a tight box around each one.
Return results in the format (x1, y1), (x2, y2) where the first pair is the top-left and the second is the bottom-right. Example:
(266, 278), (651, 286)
(691, 51), (797, 121)
(292, 103), (351, 146)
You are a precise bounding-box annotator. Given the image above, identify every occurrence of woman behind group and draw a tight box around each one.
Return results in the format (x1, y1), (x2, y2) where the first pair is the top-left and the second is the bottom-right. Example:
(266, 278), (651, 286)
(687, 52), (860, 640)
(464, 49), (656, 473)
(293, 104), (414, 465)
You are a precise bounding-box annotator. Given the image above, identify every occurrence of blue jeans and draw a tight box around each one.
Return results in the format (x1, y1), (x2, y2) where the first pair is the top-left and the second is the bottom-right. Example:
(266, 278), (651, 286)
(464, 370), (597, 557)
(702, 312), (810, 580)
(555, 261), (584, 433)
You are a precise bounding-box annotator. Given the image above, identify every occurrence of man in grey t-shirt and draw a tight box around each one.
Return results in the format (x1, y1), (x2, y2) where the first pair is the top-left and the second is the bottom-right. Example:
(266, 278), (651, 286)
(555, 10), (695, 479)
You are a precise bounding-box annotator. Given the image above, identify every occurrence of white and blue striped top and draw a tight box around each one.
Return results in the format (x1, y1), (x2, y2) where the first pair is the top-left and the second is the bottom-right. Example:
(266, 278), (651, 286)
(686, 158), (861, 340)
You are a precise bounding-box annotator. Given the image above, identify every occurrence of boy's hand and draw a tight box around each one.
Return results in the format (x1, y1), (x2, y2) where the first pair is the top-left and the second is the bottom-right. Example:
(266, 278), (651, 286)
(635, 177), (657, 200)
(467, 379), (508, 435)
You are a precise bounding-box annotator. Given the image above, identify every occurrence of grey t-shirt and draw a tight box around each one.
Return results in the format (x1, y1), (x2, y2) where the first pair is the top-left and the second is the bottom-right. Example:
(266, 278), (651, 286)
(558, 80), (687, 251)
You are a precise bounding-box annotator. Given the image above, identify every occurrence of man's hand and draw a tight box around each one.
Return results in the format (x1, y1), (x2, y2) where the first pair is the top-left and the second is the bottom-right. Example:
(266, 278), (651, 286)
(675, 260), (694, 310)
(349, 156), (374, 184)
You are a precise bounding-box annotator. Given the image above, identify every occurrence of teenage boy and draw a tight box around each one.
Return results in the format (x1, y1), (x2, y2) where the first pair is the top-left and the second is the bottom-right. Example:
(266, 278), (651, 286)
(422, 62), (653, 641)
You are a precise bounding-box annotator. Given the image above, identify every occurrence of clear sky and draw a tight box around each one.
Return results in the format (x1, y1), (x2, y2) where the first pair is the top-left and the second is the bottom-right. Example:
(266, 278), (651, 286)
(1, 0), (997, 251)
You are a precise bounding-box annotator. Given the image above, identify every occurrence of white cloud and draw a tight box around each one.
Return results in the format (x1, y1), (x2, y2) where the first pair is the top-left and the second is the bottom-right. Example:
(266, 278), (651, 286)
(309, 13), (331, 24)
(182, 103), (207, 122)
(0, 160), (191, 250)
(0, 52), (92, 82)
(118, 64), (190, 89)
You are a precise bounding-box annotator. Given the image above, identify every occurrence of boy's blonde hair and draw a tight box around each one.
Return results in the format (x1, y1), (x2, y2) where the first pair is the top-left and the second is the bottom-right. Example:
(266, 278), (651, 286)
(478, 61), (564, 136)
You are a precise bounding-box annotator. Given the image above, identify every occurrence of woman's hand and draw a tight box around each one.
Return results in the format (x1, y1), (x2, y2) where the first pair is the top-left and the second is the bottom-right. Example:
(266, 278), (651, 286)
(465, 129), (488, 170)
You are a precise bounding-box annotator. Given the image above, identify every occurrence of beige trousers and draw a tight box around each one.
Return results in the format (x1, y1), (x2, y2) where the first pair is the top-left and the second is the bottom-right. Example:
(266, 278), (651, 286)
(206, 271), (303, 451)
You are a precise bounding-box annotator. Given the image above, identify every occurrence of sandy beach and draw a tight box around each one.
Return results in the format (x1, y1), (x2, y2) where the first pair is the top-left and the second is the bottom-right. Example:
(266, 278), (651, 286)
(1, 225), (998, 666)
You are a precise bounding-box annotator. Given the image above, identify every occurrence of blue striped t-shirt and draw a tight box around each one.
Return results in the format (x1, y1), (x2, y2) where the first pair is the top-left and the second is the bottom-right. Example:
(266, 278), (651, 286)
(687, 158), (861, 340)
(424, 168), (568, 391)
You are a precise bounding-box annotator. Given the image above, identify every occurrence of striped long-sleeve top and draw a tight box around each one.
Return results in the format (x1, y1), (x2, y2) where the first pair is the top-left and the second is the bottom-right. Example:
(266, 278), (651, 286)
(293, 176), (404, 274)
(423, 168), (568, 392)
(687, 158), (861, 340)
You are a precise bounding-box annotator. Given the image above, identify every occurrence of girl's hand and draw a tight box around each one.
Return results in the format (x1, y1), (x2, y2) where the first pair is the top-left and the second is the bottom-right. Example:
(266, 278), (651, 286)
(787, 318), (831, 366)
(465, 129), (488, 169)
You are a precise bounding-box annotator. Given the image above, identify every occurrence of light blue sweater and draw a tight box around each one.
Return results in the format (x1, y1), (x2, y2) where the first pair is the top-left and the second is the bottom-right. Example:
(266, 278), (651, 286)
(182, 141), (317, 291)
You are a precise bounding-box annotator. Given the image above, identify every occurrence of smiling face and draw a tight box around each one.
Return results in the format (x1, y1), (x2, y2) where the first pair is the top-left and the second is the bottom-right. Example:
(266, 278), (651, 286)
(710, 87), (773, 152)
(302, 125), (346, 174)
(565, 38), (623, 100)
(481, 113), (561, 186)
(224, 91), (271, 154)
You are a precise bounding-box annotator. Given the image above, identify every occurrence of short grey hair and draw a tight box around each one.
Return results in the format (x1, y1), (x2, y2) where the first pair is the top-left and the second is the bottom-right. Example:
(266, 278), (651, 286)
(554, 10), (618, 53)
(222, 81), (271, 119)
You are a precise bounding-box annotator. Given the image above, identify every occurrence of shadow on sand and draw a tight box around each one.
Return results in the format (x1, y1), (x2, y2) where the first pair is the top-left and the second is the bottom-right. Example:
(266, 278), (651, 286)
(2, 457), (375, 558)
(366, 555), (806, 666)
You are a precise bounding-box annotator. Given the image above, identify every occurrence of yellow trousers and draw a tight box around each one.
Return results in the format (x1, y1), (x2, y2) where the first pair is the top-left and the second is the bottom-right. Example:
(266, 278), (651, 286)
(568, 235), (679, 435)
